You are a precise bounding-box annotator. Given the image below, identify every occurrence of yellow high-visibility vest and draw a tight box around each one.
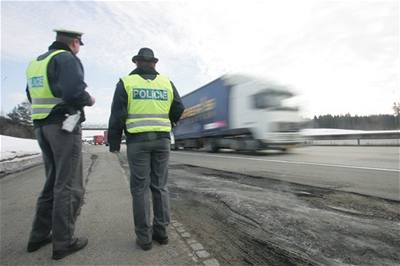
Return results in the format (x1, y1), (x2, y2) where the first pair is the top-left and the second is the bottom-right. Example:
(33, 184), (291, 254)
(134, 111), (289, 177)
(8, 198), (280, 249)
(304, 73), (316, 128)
(26, 50), (67, 120)
(122, 74), (173, 133)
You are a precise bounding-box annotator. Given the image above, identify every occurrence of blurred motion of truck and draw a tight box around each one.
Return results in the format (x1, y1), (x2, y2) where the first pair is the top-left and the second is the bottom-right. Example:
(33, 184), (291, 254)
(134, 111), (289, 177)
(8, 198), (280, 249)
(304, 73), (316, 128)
(93, 135), (104, 145)
(173, 74), (303, 152)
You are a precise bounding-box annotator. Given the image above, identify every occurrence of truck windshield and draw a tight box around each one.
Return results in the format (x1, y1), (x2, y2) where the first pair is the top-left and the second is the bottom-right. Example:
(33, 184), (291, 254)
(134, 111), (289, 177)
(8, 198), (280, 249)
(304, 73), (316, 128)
(252, 89), (295, 110)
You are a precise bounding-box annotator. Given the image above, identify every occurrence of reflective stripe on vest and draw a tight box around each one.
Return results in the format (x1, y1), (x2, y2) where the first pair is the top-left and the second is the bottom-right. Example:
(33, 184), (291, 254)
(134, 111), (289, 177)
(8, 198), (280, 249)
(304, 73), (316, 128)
(126, 120), (171, 129)
(27, 50), (67, 120)
(127, 114), (169, 119)
(32, 108), (55, 115)
(122, 74), (173, 134)
(31, 98), (64, 105)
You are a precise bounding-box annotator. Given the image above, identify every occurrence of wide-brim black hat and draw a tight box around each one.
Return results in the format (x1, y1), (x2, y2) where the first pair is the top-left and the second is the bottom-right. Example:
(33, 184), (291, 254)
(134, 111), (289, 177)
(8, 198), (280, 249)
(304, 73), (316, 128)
(132, 47), (158, 63)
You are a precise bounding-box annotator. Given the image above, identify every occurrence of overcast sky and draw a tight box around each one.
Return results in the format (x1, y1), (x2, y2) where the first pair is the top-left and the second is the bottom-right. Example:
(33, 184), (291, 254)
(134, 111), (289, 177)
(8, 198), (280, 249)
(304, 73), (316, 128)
(1, 0), (398, 124)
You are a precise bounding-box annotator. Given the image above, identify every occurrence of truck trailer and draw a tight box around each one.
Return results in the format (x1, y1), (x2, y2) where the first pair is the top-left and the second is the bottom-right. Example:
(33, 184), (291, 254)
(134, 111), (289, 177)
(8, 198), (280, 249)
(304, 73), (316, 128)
(173, 74), (303, 152)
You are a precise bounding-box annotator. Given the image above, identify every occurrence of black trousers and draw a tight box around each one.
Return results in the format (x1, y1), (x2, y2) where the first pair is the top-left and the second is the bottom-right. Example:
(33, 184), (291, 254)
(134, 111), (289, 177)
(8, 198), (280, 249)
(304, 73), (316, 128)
(127, 138), (171, 243)
(29, 124), (84, 251)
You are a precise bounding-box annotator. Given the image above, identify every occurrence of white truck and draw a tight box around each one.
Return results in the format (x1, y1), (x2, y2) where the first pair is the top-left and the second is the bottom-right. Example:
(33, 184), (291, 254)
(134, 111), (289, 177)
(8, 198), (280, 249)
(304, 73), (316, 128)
(173, 74), (304, 152)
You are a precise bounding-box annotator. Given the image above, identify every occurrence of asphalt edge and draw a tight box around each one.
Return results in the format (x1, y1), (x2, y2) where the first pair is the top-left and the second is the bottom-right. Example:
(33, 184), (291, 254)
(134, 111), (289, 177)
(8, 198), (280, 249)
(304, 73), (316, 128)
(0, 154), (42, 178)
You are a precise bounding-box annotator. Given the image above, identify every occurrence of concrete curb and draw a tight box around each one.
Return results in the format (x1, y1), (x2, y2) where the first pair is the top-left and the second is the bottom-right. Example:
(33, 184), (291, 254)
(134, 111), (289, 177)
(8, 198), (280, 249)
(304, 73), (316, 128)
(171, 220), (220, 266)
(0, 154), (42, 177)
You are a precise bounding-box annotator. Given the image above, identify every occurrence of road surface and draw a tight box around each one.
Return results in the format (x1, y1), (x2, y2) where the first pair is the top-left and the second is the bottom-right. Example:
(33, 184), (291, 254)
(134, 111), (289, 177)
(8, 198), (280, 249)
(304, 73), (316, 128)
(170, 146), (400, 201)
(1, 145), (399, 265)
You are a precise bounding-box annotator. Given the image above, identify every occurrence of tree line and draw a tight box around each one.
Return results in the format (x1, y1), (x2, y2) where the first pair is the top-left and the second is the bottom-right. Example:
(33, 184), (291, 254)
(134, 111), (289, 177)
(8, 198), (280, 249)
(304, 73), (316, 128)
(306, 103), (400, 130)
(307, 114), (399, 130)
(0, 116), (35, 139)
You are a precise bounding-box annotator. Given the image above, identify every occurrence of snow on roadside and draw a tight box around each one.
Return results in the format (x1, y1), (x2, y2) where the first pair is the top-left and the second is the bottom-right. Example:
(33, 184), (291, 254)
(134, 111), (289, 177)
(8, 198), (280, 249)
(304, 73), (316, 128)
(301, 128), (400, 136)
(300, 128), (365, 136)
(0, 135), (41, 162)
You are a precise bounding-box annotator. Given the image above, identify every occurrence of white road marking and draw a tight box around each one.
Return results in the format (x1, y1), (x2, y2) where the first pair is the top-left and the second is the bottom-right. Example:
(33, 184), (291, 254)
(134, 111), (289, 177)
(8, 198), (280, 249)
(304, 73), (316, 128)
(172, 151), (400, 173)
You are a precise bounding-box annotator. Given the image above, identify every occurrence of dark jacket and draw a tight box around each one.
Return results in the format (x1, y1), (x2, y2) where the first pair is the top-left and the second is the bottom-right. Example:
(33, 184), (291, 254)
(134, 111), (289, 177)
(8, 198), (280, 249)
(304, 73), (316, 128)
(108, 67), (185, 152)
(26, 41), (92, 127)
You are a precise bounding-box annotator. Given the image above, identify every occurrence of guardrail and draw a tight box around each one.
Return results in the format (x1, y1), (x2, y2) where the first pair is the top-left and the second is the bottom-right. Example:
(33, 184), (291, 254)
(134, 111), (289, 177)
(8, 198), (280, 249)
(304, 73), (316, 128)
(304, 130), (400, 146)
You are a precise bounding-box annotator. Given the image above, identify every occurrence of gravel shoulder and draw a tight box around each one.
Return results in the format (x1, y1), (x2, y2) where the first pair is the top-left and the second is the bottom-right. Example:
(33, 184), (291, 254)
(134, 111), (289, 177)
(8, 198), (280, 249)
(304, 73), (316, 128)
(167, 163), (399, 266)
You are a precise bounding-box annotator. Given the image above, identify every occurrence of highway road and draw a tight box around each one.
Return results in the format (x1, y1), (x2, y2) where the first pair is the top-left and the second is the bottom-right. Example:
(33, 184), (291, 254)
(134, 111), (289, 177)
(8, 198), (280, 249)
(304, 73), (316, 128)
(1, 145), (399, 265)
(170, 146), (400, 201)
(163, 145), (400, 265)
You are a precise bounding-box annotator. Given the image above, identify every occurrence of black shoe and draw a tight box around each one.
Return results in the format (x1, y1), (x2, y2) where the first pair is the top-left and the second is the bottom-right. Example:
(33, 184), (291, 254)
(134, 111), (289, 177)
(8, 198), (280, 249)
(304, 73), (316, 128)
(136, 239), (152, 251)
(52, 237), (88, 260)
(152, 235), (169, 245)
(27, 235), (52, 252)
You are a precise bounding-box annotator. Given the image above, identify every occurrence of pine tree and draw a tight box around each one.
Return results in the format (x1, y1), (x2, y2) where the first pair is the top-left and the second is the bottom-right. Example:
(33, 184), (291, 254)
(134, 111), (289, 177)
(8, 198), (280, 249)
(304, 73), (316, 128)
(393, 102), (400, 128)
(393, 102), (400, 116)
(7, 101), (32, 126)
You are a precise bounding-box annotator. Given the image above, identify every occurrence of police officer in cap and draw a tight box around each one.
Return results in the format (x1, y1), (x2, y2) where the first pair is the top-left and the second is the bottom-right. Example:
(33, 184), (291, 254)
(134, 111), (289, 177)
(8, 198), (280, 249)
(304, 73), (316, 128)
(26, 29), (95, 260)
(108, 48), (184, 250)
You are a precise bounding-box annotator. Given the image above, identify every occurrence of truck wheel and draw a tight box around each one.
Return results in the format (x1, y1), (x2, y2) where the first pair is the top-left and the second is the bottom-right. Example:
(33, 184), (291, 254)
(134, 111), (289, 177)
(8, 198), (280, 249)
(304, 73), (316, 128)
(280, 147), (291, 153)
(231, 140), (246, 151)
(205, 140), (218, 153)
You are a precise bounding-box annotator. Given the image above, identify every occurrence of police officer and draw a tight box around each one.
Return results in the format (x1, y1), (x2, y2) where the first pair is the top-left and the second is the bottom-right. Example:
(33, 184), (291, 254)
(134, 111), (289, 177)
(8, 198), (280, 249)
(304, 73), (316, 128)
(108, 48), (184, 251)
(26, 29), (95, 260)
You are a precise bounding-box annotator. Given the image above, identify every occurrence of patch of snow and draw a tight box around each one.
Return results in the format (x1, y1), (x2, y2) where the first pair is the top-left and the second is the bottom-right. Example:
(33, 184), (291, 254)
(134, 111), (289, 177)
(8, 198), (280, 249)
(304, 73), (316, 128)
(0, 135), (41, 161)
(300, 128), (400, 136)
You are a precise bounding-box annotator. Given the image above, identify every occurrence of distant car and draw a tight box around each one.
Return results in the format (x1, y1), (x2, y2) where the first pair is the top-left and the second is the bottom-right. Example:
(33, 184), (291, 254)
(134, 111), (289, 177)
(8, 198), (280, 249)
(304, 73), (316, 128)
(93, 135), (104, 145)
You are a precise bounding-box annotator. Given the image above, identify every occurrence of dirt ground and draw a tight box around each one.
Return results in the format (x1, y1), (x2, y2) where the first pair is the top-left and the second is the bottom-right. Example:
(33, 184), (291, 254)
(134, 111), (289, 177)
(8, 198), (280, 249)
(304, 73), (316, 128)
(118, 155), (400, 266)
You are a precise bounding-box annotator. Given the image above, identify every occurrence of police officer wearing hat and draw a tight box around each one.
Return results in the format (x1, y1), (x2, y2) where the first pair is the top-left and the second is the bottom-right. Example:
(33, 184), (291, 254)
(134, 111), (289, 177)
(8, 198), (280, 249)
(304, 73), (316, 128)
(26, 29), (95, 260)
(108, 48), (184, 250)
